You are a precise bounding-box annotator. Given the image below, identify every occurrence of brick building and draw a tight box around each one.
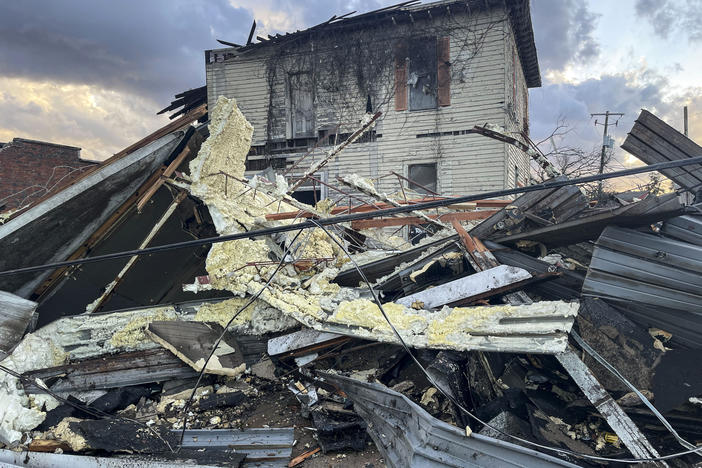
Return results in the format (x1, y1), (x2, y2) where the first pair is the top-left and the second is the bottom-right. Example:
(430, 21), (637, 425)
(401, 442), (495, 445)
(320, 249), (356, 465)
(0, 138), (98, 212)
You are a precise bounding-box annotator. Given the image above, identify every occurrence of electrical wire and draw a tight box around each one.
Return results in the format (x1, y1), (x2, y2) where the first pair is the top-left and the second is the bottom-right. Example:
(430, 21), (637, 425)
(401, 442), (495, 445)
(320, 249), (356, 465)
(0, 363), (176, 453)
(307, 218), (702, 464)
(571, 330), (698, 452)
(176, 225), (306, 448)
(3, 155), (702, 278)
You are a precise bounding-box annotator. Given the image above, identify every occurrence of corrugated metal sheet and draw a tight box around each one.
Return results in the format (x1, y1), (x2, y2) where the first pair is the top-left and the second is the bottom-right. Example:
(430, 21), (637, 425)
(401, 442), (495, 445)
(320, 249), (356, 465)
(582, 225), (702, 348)
(321, 372), (579, 468)
(661, 210), (702, 246)
(621, 110), (702, 192)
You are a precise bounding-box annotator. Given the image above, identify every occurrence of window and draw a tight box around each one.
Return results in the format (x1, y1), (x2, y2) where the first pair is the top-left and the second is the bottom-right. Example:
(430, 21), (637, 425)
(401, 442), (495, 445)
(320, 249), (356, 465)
(394, 37), (450, 112)
(408, 163), (437, 194)
(408, 37), (438, 111)
(288, 73), (314, 137)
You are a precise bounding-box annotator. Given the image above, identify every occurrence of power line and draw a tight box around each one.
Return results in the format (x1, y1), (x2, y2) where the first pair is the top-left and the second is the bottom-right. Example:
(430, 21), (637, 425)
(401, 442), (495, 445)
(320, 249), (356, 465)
(1, 155), (701, 278)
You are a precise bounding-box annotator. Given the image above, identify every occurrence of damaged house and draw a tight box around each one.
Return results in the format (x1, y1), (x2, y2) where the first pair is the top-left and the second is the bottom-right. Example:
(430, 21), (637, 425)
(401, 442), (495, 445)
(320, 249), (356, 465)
(1, 0), (702, 467)
(206, 0), (540, 200)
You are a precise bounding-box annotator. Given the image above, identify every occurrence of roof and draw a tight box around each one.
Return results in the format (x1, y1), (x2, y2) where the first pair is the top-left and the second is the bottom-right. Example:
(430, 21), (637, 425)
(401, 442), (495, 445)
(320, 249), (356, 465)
(216, 0), (541, 88)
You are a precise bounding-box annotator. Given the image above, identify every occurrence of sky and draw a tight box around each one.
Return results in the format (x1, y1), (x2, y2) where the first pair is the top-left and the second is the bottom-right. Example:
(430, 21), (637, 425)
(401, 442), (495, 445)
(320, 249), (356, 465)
(0, 0), (700, 183)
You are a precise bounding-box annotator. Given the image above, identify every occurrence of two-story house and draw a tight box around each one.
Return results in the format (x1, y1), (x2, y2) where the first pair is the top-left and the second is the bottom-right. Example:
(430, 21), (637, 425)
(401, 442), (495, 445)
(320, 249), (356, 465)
(204, 0), (540, 202)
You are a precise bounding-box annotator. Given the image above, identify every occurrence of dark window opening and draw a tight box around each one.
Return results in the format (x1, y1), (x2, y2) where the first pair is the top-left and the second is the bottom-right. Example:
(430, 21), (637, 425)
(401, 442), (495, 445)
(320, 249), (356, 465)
(408, 37), (438, 111)
(245, 157), (287, 172)
(291, 189), (321, 206)
(408, 163), (437, 194)
(289, 72), (315, 137)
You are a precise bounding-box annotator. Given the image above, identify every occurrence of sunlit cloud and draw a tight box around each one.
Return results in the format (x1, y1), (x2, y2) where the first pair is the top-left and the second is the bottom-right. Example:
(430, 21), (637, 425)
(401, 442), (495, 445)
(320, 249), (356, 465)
(0, 76), (167, 161)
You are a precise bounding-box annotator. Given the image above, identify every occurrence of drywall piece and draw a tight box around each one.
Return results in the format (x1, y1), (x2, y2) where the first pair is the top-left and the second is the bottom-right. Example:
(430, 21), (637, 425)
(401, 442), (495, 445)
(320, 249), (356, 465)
(395, 265), (532, 309)
(320, 373), (579, 468)
(267, 329), (346, 356)
(0, 290), (37, 357)
(146, 321), (246, 377)
(556, 346), (662, 462)
(178, 427), (294, 465)
(0, 131), (184, 297)
(21, 348), (197, 394)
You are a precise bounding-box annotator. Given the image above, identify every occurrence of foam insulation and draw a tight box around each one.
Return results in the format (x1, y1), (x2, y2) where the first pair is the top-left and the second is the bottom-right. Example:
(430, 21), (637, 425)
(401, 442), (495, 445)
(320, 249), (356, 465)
(51, 417), (88, 451)
(184, 98), (579, 356)
(0, 334), (67, 445)
(325, 300), (580, 354)
(193, 298), (298, 335)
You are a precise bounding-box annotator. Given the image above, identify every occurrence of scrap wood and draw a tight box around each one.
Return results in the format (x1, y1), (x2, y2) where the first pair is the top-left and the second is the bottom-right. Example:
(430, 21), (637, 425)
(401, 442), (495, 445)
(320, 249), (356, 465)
(22, 348), (196, 394)
(289, 447), (321, 467)
(136, 146), (192, 212)
(265, 197), (509, 221)
(350, 209), (498, 229)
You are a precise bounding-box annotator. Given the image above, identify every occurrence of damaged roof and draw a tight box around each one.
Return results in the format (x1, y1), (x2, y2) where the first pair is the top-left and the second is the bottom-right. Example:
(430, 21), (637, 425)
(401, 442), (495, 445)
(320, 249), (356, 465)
(216, 0), (542, 88)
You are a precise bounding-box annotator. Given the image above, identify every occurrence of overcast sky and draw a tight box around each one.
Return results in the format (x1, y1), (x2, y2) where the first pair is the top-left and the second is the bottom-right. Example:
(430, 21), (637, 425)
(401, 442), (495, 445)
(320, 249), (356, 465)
(0, 0), (700, 177)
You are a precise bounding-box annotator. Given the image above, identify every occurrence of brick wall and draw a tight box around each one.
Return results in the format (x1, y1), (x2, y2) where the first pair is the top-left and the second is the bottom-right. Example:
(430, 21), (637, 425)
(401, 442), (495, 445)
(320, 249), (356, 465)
(0, 138), (98, 212)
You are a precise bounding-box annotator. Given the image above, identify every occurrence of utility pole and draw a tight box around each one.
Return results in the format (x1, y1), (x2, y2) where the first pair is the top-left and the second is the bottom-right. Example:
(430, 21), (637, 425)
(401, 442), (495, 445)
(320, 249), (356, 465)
(591, 111), (624, 200)
(684, 106), (688, 137)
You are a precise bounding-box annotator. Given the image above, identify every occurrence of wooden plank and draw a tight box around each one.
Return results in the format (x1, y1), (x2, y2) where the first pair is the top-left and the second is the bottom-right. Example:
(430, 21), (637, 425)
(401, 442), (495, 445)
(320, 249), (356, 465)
(556, 347), (662, 463)
(146, 321), (246, 376)
(265, 199), (508, 221)
(136, 146), (191, 212)
(22, 348), (197, 393)
(351, 209), (498, 229)
(395, 265), (532, 309)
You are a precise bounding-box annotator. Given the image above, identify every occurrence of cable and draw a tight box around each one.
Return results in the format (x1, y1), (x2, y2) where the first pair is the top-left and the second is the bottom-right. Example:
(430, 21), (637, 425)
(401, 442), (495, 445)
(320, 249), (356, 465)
(571, 331), (698, 452)
(308, 218), (702, 464)
(3, 155), (702, 278)
(0, 363), (176, 453)
(176, 225), (307, 448)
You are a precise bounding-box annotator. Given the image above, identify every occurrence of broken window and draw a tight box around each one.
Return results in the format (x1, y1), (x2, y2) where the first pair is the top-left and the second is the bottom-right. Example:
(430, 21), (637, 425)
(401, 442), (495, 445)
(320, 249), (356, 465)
(395, 37), (450, 112)
(408, 37), (438, 111)
(288, 73), (315, 137)
(407, 163), (437, 194)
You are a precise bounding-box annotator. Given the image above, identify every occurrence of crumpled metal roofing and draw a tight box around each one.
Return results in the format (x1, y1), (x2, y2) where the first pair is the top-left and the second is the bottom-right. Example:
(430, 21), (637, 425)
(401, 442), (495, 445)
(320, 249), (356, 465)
(582, 225), (702, 348)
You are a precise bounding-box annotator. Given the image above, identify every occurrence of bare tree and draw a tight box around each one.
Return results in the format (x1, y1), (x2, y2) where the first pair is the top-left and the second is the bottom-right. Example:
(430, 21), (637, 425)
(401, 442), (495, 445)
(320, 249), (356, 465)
(530, 117), (612, 200)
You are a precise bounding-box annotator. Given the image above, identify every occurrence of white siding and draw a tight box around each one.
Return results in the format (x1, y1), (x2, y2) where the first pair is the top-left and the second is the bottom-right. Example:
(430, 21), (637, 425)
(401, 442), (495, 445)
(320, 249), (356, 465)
(205, 6), (534, 198)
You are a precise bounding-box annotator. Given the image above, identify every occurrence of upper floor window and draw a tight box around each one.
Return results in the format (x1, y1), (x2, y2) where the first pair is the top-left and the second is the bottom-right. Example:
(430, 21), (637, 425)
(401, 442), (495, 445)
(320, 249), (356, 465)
(394, 37), (450, 112)
(288, 72), (315, 137)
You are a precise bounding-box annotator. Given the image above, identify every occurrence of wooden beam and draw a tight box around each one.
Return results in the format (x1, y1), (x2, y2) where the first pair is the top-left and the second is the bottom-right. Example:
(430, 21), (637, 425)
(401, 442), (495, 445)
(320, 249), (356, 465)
(264, 199), (510, 221)
(351, 210), (498, 229)
(136, 146), (191, 212)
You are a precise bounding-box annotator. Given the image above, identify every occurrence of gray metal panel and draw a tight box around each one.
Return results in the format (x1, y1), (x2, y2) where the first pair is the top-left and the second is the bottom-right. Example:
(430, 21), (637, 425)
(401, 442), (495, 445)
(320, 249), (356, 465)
(582, 225), (702, 348)
(321, 373), (579, 468)
(662, 212), (702, 246)
(178, 428), (294, 467)
(0, 132), (184, 296)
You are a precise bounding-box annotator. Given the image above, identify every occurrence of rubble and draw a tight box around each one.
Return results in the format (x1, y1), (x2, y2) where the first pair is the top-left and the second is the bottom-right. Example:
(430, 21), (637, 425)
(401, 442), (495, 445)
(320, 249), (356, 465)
(1, 74), (702, 468)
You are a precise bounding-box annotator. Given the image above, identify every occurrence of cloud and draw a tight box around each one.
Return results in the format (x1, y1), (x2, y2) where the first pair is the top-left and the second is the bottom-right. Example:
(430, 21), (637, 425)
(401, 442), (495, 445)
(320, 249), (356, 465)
(0, 0), (252, 104)
(0, 77), (167, 160)
(531, 0), (601, 72)
(635, 0), (702, 42)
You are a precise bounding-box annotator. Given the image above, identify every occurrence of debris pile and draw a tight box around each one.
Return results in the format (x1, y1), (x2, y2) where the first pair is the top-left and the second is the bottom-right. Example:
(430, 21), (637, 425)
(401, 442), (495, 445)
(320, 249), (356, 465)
(0, 96), (701, 468)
